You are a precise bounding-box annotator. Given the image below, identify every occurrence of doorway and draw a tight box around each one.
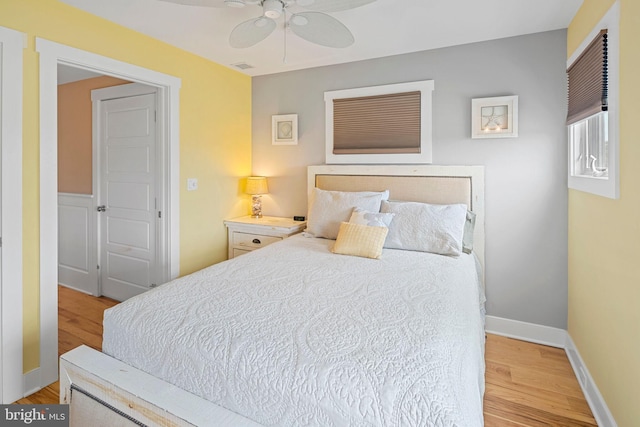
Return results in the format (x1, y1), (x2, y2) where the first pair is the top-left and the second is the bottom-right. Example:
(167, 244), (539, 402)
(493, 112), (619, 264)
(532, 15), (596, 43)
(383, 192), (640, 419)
(57, 69), (130, 297)
(58, 79), (162, 301)
(37, 38), (181, 389)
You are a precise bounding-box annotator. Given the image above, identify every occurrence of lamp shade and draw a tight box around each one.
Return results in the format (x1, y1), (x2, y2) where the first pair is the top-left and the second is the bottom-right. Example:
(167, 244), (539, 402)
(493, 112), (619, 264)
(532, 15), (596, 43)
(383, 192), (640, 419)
(245, 176), (269, 195)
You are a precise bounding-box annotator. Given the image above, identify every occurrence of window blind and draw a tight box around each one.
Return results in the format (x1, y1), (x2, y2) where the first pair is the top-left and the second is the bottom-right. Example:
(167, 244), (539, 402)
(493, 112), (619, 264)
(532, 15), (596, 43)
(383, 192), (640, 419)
(567, 29), (608, 125)
(333, 91), (421, 154)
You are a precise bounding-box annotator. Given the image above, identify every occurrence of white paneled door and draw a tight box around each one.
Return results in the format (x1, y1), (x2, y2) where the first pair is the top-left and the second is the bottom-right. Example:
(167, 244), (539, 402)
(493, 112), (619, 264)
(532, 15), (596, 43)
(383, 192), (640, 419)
(99, 92), (158, 301)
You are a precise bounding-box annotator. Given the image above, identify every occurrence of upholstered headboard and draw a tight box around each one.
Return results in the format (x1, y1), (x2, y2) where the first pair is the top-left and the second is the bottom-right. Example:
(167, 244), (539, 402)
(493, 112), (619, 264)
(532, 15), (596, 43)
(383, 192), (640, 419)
(307, 164), (485, 271)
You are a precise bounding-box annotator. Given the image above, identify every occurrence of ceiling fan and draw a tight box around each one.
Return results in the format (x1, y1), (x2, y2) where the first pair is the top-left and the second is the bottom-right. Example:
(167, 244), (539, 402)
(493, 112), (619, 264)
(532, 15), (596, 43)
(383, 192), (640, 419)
(158, 0), (377, 49)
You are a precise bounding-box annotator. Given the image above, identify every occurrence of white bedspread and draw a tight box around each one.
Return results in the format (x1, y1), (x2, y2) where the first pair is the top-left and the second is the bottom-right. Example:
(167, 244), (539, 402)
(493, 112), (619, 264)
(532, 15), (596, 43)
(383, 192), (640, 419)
(103, 235), (485, 426)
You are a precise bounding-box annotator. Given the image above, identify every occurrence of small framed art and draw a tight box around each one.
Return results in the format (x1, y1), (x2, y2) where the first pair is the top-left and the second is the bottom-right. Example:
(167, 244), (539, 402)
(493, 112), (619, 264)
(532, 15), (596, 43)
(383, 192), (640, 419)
(272, 114), (298, 145)
(471, 95), (518, 139)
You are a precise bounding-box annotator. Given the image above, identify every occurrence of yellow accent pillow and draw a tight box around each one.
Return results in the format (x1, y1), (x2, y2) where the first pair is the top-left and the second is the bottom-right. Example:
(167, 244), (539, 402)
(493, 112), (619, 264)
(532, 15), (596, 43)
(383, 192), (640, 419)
(331, 222), (389, 259)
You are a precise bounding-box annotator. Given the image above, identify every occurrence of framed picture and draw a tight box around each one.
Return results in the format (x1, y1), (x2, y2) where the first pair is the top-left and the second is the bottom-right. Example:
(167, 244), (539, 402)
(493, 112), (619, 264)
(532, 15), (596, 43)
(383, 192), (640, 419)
(272, 114), (298, 145)
(471, 95), (518, 139)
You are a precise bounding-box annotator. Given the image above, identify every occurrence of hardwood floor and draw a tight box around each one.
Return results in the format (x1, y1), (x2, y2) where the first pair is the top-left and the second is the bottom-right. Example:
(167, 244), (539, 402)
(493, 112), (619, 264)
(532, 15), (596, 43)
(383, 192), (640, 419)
(484, 335), (596, 426)
(15, 286), (119, 405)
(16, 286), (597, 426)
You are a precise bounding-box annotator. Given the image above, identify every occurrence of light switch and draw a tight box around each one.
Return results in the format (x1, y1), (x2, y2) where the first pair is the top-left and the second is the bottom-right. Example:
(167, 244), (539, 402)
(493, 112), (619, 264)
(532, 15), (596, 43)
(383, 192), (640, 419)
(187, 178), (198, 191)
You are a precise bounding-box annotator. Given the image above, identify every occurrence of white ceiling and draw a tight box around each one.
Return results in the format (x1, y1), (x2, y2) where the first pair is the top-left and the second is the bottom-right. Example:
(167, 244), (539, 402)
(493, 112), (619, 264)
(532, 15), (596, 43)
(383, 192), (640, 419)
(58, 0), (583, 77)
(57, 64), (103, 84)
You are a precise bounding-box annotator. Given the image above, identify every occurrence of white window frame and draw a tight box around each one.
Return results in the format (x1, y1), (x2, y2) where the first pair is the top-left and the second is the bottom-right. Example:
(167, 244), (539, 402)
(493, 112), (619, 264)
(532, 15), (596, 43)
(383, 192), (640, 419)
(324, 80), (434, 164)
(567, 1), (619, 199)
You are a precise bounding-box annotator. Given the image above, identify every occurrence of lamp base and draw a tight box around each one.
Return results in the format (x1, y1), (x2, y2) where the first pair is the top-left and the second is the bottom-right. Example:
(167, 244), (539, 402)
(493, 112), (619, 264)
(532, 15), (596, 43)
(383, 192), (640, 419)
(251, 195), (263, 218)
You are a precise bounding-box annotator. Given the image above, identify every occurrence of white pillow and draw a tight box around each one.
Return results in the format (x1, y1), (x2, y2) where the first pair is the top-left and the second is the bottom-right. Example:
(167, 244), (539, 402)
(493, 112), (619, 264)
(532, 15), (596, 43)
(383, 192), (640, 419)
(349, 207), (395, 228)
(306, 189), (388, 239)
(381, 201), (467, 256)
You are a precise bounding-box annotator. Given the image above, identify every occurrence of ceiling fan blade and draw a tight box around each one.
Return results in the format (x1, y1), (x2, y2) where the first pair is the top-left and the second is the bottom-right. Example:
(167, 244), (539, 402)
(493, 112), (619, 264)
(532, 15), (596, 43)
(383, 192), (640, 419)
(157, 0), (226, 7)
(297, 0), (377, 13)
(229, 17), (277, 48)
(289, 12), (354, 48)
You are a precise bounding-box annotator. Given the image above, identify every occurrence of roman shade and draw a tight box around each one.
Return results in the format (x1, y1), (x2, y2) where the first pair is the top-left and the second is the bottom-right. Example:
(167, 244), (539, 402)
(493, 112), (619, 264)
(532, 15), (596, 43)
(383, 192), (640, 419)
(566, 29), (608, 125)
(333, 91), (421, 154)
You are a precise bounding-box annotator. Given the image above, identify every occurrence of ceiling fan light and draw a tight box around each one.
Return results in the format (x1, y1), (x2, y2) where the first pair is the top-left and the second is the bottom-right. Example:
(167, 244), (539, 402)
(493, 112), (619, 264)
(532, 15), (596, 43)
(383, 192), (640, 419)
(263, 0), (283, 19)
(254, 17), (270, 28)
(225, 0), (246, 8)
(291, 15), (309, 26)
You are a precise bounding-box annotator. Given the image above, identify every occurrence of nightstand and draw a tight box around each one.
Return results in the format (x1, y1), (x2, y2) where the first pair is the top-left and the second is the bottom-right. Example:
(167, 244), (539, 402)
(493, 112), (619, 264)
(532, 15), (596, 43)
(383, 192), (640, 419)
(223, 216), (307, 259)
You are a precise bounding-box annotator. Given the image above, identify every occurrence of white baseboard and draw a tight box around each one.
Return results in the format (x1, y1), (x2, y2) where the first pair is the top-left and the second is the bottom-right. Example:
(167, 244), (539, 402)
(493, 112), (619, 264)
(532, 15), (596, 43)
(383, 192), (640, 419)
(565, 335), (618, 427)
(23, 368), (42, 398)
(485, 315), (567, 348)
(486, 315), (617, 427)
(58, 282), (95, 296)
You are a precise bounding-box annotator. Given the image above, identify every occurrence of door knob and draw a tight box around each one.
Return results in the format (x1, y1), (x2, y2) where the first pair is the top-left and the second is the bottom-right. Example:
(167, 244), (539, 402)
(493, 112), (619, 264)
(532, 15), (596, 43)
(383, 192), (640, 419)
(97, 205), (106, 212)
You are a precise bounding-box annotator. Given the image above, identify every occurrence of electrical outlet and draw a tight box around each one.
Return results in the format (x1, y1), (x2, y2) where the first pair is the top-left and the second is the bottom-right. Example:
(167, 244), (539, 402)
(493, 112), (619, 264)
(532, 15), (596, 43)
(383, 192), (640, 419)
(187, 178), (198, 191)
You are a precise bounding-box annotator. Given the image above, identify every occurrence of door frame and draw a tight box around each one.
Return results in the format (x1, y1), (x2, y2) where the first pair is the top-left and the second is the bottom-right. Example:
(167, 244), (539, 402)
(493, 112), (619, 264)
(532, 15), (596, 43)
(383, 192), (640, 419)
(92, 82), (161, 297)
(36, 38), (181, 388)
(0, 26), (24, 404)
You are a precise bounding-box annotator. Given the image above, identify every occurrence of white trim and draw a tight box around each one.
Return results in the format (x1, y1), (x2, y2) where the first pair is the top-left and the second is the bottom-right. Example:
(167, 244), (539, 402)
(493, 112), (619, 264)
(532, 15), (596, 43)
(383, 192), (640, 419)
(22, 368), (41, 398)
(485, 315), (567, 348)
(565, 335), (618, 427)
(0, 25), (24, 404)
(36, 38), (181, 390)
(567, 1), (620, 199)
(324, 80), (434, 164)
(91, 81), (157, 102)
(486, 316), (618, 426)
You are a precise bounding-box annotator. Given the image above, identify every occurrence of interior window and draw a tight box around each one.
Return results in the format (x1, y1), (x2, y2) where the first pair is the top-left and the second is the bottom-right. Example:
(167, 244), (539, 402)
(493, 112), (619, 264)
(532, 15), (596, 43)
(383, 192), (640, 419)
(566, 2), (619, 199)
(569, 111), (608, 178)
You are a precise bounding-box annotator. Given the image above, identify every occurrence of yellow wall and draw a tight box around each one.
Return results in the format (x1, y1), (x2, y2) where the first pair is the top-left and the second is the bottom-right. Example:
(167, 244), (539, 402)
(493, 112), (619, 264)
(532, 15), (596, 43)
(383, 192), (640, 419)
(568, 1), (640, 425)
(0, 0), (252, 372)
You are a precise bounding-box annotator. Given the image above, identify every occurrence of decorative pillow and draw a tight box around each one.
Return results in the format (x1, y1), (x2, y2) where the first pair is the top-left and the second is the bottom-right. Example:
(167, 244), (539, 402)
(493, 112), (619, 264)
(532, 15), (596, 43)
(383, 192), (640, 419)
(305, 189), (388, 239)
(331, 222), (388, 259)
(462, 210), (476, 254)
(381, 201), (467, 256)
(349, 207), (395, 228)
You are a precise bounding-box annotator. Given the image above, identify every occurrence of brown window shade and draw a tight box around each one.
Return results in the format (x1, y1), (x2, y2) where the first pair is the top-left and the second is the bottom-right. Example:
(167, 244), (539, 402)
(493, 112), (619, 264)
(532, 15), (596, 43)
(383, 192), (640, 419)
(567, 29), (608, 125)
(333, 91), (421, 154)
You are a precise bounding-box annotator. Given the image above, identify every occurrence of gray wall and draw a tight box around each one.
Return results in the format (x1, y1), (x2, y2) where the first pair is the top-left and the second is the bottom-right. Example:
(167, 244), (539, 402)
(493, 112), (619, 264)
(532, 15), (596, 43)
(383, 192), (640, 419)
(252, 30), (568, 329)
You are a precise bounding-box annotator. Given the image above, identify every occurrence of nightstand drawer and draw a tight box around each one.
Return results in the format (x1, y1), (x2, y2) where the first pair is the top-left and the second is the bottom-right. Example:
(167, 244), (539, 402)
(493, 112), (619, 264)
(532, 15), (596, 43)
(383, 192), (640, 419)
(224, 216), (307, 260)
(233, 232), (282, 249)
(232, 248), (252, 258)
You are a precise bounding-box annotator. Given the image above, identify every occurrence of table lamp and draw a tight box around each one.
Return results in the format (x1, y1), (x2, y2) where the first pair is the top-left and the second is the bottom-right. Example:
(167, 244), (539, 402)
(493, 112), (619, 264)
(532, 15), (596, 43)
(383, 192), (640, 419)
(245, 176), (269, 218)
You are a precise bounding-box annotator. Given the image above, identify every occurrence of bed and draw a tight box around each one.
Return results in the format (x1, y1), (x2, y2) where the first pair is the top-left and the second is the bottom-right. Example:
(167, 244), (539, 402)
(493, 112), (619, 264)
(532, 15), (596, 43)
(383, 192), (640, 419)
(60, 164), (486, 427)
